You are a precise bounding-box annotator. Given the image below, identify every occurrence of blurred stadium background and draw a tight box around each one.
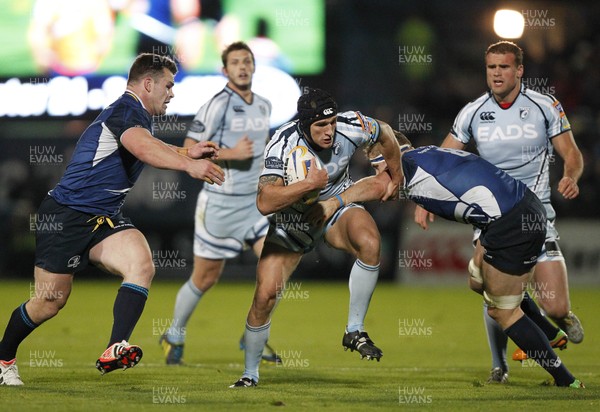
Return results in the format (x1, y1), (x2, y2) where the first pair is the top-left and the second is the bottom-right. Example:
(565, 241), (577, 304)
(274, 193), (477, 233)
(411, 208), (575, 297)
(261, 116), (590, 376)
(0, 0), (599, 286)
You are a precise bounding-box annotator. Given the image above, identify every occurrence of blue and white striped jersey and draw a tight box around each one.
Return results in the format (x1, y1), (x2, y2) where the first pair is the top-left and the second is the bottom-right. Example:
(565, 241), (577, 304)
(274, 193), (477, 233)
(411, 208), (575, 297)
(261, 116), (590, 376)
(50, 91), (150, 216)
(187, 86), (271, 196)
(262, 110), (380, 201)
(450, 84), (571, 222)
(402, 146), (527, 229)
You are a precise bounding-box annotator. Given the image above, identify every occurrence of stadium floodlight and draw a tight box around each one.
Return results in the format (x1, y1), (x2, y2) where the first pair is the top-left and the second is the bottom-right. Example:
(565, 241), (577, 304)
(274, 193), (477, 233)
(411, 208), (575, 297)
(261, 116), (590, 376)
(494, 9), (525, 39)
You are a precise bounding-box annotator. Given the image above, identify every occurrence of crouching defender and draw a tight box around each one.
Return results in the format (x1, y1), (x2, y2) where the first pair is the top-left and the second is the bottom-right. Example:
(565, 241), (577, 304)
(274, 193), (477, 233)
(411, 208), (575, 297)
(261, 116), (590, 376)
(309, 133), (583, 388)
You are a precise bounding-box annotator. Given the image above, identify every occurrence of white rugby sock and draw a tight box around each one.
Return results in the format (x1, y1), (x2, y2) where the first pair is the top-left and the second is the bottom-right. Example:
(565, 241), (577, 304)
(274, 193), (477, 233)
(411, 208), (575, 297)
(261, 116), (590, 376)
(243, 321), (270, 382)
(483, 302), (508, 372)
(347, 260), (379, 332)
(166, 279), (203, 344)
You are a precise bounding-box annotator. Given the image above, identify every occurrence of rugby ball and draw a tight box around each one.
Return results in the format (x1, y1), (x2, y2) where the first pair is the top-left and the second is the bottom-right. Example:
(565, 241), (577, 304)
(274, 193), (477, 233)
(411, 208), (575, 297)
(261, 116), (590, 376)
(284, 146), (323, 205)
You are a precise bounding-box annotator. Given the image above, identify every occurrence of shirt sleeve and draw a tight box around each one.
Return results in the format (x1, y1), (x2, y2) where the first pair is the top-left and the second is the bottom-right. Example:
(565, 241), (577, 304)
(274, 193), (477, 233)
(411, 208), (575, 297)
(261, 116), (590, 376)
(336, 111), (380, 147)
(262, 133), (287, 179)
(449, 105), (473, 144)
(187, 95), (226, 142)
(105, 103), (152, 143)
(545, 97), (572, 139)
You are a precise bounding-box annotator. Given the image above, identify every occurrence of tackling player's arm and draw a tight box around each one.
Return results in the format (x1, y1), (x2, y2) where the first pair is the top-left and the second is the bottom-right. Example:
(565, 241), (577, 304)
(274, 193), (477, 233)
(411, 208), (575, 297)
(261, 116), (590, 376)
(168, 138), (219, 159)
(551, 130), (584, 199)
(121, 127), (224, 184)
(376, 121), (402, 201)
(305, 172), (391, 227)
(413, 133), (467, 230)
(256, 159), (328, 215)
(183, 136), (253, 161)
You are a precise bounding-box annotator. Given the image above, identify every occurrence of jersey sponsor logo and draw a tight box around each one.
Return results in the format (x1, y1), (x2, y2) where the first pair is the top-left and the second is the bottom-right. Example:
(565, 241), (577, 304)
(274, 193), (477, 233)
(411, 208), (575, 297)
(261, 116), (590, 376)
(231, 117), (269, 132)
(552, 100), (565, 115)
(189, 120), (205, 133)
(324, 155), (351, 175)
(265, 156), (284, 169)
(477, 124), (538, 141)
(553, 100), (571, 129)
(233, 105), (245, 113)
(479, 111), (496, 122)
(358, 115), (379, 143)
(519, 107), (530, 120)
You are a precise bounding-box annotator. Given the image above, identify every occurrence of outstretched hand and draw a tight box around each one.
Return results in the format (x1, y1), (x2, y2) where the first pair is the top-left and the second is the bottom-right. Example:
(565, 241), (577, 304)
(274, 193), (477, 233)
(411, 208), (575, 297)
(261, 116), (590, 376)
(188, 141), (219, 160)
(187, 159), (225, 185)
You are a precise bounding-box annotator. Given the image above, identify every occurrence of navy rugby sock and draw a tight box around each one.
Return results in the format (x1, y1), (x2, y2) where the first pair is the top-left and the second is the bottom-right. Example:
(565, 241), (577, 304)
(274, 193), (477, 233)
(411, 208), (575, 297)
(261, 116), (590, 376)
(520, 291), (561, 340)
(0, 303), (39, 361)
(504, 315), (575, 386)
(108, 283), (148, 347)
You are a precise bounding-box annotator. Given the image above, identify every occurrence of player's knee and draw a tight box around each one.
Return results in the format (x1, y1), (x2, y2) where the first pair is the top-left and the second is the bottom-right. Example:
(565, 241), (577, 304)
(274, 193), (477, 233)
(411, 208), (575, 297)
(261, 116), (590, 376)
(138, 257), (156, 279)
(256, 282), (279, 308)
(355, 231), (380, 264)
(122, 258), (155, 287)
(542, 300), (570, 320)
(33, 294), (68, 320)
(191, 267), (221, 292)
(486, 305), (515, 325)
(196, 277), (218, 292)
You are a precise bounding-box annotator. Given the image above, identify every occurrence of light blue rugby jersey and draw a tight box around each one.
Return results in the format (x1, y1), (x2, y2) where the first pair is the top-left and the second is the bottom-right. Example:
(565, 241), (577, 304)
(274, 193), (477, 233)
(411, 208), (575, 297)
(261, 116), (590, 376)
(50, 91), (150, 216)
(262, 110), (380, 201)
(187, 86), (271, 196)
(401, 146), (527, 229)
(450, 84), (571, 221)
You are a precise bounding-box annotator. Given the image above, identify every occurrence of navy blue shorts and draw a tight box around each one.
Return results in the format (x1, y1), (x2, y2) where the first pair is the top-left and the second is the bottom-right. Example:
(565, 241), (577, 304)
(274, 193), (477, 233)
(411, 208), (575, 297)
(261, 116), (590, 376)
(34, 195), (136, 273)
(480, 190), (546, 276)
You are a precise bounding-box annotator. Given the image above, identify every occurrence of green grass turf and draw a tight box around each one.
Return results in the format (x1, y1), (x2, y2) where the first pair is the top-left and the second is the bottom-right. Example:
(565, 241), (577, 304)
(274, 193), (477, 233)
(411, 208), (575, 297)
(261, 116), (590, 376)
(0, 280), (598, 411)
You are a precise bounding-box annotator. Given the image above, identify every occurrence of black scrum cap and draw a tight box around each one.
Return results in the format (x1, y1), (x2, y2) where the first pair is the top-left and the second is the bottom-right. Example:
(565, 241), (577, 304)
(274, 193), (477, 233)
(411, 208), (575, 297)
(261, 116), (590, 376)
(297, 88), (337, 138)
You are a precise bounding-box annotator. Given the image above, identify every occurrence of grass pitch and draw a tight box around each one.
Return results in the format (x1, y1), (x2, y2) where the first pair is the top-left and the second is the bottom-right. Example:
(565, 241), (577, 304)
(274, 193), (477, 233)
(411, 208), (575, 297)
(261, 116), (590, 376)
(0, 279), (598, 411)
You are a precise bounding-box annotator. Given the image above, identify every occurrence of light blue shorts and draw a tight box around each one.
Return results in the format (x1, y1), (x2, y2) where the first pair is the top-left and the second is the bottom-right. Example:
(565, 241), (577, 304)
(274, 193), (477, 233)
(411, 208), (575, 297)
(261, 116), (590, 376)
(193, 190), (269, 259)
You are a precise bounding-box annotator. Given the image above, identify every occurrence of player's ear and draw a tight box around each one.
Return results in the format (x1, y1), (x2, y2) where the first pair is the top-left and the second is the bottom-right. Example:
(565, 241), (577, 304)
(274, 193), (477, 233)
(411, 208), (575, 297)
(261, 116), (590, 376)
(143, 77), (153, 93)
(517, 64), (524, 78)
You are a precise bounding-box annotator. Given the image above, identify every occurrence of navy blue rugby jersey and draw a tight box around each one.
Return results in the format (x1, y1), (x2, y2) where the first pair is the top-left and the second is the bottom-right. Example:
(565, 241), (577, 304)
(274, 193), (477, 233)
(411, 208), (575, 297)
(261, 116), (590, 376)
(401, 146), (527, 229)
(50, 91), (151, 216)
